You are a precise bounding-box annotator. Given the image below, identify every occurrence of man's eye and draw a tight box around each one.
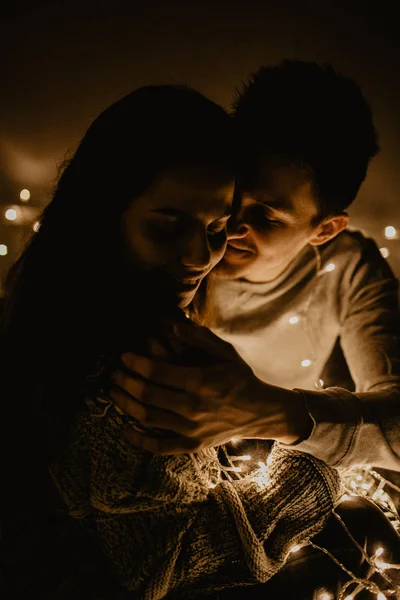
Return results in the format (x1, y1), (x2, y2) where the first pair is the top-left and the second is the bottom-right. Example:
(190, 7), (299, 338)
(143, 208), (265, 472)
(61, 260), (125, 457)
(260, 209), (282, 227)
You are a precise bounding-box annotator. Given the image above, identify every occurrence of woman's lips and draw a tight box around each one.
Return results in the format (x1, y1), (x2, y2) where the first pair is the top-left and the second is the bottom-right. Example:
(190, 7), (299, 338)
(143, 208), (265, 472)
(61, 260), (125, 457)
(172, 276), (203, 292)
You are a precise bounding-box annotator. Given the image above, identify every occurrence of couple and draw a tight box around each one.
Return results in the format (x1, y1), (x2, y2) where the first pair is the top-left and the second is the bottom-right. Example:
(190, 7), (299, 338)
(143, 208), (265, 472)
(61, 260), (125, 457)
(1, 60), (399, 599)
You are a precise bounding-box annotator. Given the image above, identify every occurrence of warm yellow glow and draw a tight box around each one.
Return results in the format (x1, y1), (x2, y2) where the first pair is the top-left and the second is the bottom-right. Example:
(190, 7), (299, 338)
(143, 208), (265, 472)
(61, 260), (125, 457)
(325, 262), (335, 272)
(289, 315), (299, 324)
(5, 208), (17, 221)
(19, 188), (31, 201)
(384, 226), (397, 239)
(375, 547), (384, 557)
(319, 593), (332, 600)
(33, 221), (40, 232)
(379, 247), (390, 258)
(0, 244), (8, 256)
(290, 544), (301, 553)
(301, 359), (312, 367)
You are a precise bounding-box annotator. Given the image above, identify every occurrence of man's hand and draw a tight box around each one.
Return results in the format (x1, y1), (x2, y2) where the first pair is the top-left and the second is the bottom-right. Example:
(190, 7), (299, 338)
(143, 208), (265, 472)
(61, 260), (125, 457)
(110, 322), (312, 454)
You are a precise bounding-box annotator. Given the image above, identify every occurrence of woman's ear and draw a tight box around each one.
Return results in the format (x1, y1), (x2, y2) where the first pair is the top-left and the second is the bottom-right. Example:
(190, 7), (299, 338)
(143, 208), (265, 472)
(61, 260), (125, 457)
(309, 213), (349, 246)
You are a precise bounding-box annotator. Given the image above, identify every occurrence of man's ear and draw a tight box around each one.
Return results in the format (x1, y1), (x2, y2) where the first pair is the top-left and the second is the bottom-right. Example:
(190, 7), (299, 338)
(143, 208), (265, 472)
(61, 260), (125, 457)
(309, 213), (349, 246)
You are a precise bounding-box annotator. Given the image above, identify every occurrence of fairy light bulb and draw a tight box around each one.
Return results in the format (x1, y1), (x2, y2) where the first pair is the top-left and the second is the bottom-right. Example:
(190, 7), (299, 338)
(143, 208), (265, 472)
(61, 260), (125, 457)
(5, 208), (17, 221)
(379, 247), (390, 258)
(375, 547), (384, 557)
(20, 188), (30, 201)
(289, 315), (299, 324)
(0, 244), (8, 256)
(301, 359), (312, 367)
(325, 262), (335, 272)
(290, 545), (301, 553)
(384, 226), (397, 239)
(377, 593), (386, 600)
(33, 221), (40, 232)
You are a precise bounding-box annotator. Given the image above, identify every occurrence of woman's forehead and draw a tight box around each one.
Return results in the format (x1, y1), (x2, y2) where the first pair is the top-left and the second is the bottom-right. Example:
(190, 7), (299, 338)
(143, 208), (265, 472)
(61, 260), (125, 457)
(137, 170), (234, 216)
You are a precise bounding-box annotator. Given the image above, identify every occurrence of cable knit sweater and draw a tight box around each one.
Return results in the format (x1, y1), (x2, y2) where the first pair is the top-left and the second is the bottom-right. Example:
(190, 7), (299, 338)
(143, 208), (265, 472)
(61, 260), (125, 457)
(49, 393), (342, 599)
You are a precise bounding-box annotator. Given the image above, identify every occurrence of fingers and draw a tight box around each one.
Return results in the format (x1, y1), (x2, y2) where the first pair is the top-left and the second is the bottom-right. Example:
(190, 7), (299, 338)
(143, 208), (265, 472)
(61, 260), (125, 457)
(110, 375), (205, 421)
(173, 322), (236, 360)
(123, 428), (201, 455)
(120, 353), (201, 391)
(110, 386), (198, 436)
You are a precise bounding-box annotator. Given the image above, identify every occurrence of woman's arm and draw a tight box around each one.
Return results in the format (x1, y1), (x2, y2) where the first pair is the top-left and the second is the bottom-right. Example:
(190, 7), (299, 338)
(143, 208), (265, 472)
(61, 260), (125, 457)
(50, 398), (342, 597)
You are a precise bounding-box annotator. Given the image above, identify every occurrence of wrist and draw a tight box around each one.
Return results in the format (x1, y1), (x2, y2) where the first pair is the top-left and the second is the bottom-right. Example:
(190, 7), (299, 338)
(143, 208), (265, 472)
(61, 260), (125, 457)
(245, 378), (313, 444)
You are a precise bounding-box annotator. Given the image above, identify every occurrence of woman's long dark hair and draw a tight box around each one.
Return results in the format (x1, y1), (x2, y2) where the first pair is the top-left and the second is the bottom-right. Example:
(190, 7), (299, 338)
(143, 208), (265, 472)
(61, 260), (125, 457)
(0, 85), (234, 510)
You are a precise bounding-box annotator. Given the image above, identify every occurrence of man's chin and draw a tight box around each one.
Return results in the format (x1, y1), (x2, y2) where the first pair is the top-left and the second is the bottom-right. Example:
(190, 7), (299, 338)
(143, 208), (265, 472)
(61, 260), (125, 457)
(215, 259), (246, 279)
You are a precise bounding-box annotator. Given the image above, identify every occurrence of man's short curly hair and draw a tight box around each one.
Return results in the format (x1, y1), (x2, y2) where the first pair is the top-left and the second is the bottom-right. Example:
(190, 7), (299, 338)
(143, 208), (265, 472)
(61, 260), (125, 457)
(233, 60), (379, 224)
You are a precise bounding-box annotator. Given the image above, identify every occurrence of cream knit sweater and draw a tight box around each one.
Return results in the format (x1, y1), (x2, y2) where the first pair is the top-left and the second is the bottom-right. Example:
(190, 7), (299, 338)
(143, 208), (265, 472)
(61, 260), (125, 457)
(50, 394), (342, 599)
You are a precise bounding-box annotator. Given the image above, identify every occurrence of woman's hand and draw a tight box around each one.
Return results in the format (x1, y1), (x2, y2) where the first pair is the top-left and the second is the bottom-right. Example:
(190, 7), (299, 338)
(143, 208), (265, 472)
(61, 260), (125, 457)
(110, 322), (313, 454)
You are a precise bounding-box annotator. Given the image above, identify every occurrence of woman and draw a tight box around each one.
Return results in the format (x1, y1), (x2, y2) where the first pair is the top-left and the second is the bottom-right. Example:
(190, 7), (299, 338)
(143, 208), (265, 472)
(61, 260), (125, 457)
(0, 85), (341, 599)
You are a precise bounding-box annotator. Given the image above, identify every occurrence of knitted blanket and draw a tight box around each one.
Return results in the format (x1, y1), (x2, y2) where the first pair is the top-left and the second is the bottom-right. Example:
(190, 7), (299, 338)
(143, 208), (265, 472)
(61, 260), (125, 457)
(49, 393), (342, 599)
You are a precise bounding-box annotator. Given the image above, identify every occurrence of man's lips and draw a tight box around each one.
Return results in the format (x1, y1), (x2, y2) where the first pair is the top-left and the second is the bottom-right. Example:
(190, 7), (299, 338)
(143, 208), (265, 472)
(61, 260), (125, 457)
(226, 242), (255, 254)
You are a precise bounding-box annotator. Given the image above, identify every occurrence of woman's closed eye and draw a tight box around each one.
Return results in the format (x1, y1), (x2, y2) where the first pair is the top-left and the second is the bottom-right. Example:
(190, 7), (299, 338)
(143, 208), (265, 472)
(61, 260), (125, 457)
(207, 217), (230, 237)
(151, 215), (181, 236)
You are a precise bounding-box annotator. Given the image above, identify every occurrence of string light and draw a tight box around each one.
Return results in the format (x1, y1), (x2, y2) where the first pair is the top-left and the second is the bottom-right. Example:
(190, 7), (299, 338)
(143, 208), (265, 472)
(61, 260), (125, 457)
(33, 221), (40, 232)
(301, 359), (312, 367)
(384, 226), (397, 239)
(290, 544), (301, 553)
(19, 188), (30, 201)
(289, 315), (299, 324)
(0, 244), (8, 256)
(5, 208), (17, 221)
(379, 247), (390, 258)
(325, 262), (335, 272)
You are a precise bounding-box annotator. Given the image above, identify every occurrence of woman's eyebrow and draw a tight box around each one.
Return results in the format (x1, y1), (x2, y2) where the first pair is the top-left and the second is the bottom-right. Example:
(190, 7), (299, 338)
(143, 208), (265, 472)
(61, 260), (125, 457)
(151, 206), (232, 219)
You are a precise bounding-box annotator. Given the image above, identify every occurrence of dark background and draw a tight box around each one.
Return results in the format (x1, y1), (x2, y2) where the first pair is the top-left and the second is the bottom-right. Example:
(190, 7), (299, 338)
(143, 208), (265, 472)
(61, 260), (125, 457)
(1, 0), (399, 294)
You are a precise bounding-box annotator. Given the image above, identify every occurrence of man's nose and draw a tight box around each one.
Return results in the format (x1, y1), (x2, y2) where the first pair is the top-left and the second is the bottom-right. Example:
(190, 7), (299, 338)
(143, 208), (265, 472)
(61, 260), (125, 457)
(180, 229), (211, 270)
(227, 213), (250, 240)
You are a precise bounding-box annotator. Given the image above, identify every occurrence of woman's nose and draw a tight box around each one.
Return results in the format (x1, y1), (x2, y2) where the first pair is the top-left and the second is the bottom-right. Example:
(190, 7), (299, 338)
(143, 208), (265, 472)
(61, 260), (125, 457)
(180, 229), (211, 270)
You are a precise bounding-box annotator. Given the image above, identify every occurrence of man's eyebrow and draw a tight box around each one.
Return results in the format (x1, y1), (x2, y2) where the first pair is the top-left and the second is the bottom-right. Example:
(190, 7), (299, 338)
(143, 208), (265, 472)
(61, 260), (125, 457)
(257, 197), (295, 217)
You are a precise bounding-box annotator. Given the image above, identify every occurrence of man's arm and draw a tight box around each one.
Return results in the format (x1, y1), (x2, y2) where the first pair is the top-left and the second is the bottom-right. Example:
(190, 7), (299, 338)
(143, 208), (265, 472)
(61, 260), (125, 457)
(292, 245), (400, 469)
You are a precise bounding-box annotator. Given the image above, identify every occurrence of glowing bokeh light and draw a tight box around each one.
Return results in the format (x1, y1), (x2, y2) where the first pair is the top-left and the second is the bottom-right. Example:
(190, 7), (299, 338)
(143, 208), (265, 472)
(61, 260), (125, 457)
(301, 359), (312, 367)
(5, 208), (17, 221)
(379, 247), (390, 258)
(0, 244), (8, 256)
(20, 188), (31, 201)
(384, 226), (397, 239)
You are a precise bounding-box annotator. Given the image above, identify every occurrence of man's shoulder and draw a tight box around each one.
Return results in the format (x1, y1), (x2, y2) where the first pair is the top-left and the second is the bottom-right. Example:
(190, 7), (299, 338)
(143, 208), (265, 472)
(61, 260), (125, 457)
(322, 229), (398, 291)
(323, 229), (391, 271)
(326, 228), (377, 255)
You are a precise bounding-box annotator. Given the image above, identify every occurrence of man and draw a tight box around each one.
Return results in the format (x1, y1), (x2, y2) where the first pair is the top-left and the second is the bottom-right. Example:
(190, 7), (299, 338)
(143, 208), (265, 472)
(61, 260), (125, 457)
(111, 60), (400, 472)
